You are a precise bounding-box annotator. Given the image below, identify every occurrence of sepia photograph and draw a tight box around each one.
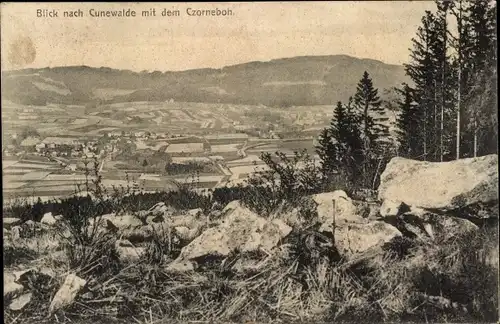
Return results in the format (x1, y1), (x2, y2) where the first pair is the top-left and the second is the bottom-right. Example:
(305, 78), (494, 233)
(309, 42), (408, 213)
(1, 1), (498, 323)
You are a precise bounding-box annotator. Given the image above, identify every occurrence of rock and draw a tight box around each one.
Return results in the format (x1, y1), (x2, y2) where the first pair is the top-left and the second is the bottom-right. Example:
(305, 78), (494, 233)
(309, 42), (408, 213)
(13, 269), (36, 282)
(187, 208), (203, 217)
(352, 200), (381, 220)
(4, 278), (24, 299)
(49, 273), (87, 314)
(115, 240), (145, 263)
(11, 226), (21, 240)
(168, 214), (197, 228)
(89, 213), (143, 232)
(378, 155), (499, 211)
(321, 220), (402, 260)
(166, 201), (292, 272)
(41, 212), (57, 225)
(166, 260), (196, 272)
(9, 292), (32, 311)
(22, 220), (37, 232)
(148, 202), (175, 216)
(3, 217), (22, 229)
(312, 190), (360, 224)
(398, 211), (479, 241)
(379, 200), (409, 218)
(417, 293), (467, 313)
(54, 214), (64, 221)
(174, 226), (200, 241)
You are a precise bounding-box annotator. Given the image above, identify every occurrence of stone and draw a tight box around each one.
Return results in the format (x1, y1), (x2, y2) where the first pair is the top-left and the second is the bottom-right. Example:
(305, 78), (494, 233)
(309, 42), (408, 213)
(49, 273), (87, 314)
(87, 214), (144, 238)
(379, 200), (408, 218)
(174, 226), (200, 241)
(3, 217), (22, 229)
(378, 155), (499, 211)
(398, 211), (479, 242)
(115, 240), (145, 263)
(41, 212), (57, 225)
(321, 220), (402, 260)
(312, 190), (360, 224)
(148, 202), (175, 216)
(9, 292), (32, 311)
(4, 278), (24, 299)
(11, 226), (22, 240)
(166, 260), (196, 273)
(187, 208), (203, 217)
(166, 201), (292, 272)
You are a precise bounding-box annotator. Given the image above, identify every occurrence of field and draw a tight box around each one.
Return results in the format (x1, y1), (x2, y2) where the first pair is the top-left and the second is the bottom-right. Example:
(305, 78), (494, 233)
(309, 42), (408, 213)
(2, 99), (392, 201)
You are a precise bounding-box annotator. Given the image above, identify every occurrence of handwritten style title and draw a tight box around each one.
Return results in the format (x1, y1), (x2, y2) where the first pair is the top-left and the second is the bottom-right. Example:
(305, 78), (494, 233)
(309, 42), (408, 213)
(36, 7), (234, 18)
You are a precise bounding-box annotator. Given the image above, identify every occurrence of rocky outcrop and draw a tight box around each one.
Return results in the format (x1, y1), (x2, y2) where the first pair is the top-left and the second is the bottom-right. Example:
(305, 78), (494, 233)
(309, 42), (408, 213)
(166, 201), (292, 272)
(378, 155), (498, 211)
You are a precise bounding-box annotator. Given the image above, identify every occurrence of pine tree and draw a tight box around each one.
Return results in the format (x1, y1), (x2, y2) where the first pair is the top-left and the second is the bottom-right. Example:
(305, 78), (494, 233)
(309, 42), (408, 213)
(316, 100), (364, 186)
(315, 127), (336, 180)
(405, 10), (456, 161)
(462, 0), (497, 157)
(353, 71), (387, 149)
(395, 84), (423, 158)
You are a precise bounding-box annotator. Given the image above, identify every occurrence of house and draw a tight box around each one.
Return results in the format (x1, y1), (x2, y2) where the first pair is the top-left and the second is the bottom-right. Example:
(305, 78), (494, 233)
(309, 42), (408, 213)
(42, 137), (78, 147)
(165, 143), (204, 154)
(35, 143), (47, 152)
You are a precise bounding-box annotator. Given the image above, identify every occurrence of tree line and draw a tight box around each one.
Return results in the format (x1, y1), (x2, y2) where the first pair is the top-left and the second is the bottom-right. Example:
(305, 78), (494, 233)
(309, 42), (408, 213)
(316, 0), (497, 190)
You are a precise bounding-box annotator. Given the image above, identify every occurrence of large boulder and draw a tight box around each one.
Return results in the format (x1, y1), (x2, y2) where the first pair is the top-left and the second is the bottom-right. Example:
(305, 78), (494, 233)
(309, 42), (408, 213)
(378, 155), (498, 211)
(166, 201), (292, 272)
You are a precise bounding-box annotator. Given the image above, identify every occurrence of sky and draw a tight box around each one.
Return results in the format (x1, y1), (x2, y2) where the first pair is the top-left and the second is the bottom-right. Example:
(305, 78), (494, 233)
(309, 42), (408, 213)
(1, 1), (437, 72)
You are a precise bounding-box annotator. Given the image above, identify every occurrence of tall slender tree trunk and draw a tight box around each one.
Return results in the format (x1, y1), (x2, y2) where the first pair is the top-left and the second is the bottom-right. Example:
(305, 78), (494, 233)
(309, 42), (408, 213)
(423, 106), (427, 161)
(456, 66), (461, 160)
(474, 95), (480, 157)
(434, 79), (438, 161)
(456, 1), (463, 160)
(441, 10), (447, 162)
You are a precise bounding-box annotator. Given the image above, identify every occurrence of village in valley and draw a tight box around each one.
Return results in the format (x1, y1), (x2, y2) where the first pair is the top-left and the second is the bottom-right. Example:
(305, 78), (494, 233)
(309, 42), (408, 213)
(2, 99), (345, 203)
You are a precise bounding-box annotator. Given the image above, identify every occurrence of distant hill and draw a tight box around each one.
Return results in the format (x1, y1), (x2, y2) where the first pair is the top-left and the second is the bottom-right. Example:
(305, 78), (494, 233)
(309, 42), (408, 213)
(1, 55), (409, 107)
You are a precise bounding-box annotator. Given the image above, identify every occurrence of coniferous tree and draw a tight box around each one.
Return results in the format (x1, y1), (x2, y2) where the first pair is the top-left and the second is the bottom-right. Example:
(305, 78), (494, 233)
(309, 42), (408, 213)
(316, 99), (364, 186)
(461, 0), (497, 157)
(395, 84), (423, 158)
(353, 71), (387, 149)
(316, 127), (336, 181)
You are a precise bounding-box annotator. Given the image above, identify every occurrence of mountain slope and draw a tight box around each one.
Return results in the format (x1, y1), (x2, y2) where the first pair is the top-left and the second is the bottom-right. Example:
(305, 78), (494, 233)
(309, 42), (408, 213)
(1, 55), (409, 107)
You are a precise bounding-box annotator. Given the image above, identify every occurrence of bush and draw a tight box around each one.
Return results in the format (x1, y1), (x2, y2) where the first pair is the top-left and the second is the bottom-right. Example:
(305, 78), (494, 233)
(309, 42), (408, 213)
(222, 150), (324, 216)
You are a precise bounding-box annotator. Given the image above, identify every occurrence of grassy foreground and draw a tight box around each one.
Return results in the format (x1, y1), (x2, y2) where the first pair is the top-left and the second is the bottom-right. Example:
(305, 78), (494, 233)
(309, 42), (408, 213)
(3, 202), (498, 324)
